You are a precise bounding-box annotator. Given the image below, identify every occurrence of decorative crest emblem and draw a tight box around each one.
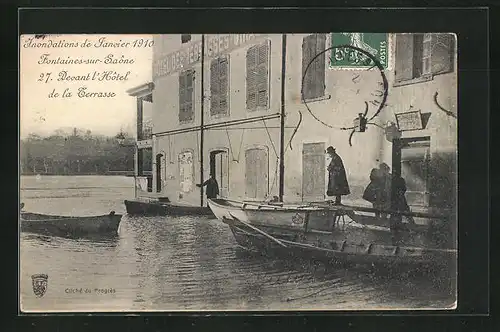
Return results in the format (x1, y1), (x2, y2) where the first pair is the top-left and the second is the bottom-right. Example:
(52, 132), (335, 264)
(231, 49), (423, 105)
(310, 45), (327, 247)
(292, 212), (304, 225)
(31, 274), (48, 298)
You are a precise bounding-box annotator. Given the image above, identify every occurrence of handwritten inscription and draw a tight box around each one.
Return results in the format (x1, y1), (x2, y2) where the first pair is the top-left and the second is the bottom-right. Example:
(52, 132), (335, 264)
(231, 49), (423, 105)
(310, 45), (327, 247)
(23, 35), (153, 99)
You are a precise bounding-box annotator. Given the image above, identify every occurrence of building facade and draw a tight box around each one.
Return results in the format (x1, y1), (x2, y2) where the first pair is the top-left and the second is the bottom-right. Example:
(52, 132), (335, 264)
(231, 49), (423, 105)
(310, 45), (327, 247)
(128, 33), (457, 215)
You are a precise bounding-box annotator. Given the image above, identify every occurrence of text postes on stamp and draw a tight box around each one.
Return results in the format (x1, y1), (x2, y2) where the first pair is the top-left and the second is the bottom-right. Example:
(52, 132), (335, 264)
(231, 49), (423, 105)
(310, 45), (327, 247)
(330, 33), (389, 70)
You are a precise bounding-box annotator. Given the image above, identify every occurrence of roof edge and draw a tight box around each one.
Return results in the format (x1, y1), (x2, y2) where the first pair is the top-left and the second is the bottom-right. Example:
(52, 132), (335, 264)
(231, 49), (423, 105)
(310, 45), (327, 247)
(126, 82), (155, 97)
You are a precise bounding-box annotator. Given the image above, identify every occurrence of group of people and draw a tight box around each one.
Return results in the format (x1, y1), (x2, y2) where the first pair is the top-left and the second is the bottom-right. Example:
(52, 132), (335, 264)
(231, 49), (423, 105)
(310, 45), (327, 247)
(325, 146), (414, 224)
(195, 145), (414, 224)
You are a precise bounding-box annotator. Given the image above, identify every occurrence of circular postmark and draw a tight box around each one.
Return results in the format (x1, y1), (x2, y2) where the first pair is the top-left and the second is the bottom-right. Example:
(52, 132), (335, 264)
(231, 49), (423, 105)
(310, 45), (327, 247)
(301, 44), (389, 131)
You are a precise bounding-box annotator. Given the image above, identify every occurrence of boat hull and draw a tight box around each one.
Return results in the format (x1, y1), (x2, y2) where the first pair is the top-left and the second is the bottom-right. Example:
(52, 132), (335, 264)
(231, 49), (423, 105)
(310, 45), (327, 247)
(124, 199), (215, 217)
(208, 198), (456, 270)
(20, 211), (122, 237)
(226, 220), (455, 269)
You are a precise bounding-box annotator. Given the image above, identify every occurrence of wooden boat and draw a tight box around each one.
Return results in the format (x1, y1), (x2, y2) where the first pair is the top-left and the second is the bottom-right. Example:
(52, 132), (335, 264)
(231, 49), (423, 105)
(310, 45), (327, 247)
(124, 198), (215, 217)
(208, 198), (456, 270)
(20, 210), (122, 237)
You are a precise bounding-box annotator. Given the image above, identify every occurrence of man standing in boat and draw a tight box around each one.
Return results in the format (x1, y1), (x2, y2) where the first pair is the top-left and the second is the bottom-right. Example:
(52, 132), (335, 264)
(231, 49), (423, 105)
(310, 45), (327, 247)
(196, 173), (220, 203)
(325, 146), (350, 205)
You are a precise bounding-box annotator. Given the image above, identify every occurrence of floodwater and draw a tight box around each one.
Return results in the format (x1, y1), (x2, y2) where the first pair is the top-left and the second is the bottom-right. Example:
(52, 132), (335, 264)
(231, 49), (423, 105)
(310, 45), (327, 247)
(20, 175), (456, 312)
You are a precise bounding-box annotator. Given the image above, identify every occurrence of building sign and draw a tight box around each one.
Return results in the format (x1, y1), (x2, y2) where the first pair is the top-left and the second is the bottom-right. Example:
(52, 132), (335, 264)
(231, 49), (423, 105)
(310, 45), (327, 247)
(395, 110), (424, 131)
(153, 34), (264, 79)
(330, 33), (389, 69)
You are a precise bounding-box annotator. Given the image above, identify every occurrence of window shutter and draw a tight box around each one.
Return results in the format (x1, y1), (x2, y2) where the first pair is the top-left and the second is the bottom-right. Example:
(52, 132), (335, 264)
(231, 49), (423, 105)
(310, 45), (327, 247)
(219, 57), (229, 115)
(178, 72), (186, 122)
(394, 34), (415, 82)
(256, 42), (269, 108)
(302, 35), (314, 100)
(314, 34), (326, 99)
(185, 70), (194, 121)
(430, 33), (455, 75)
(210, 58), (220, 115)
(302, 34), (325, 100)
(246, 45), (258, 110)
(179, 70), (194, 122)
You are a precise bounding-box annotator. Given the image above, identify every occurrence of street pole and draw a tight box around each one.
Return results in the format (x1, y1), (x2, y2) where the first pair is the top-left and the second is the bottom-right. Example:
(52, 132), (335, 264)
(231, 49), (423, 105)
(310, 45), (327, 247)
(200, 34), (205, 207)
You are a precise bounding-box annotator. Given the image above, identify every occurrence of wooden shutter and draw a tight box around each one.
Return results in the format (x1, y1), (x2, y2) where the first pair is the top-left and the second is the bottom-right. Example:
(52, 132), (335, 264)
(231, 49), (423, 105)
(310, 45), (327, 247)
(256, 42), (269, 108)
(394, 34), (415, 83)
(179, 70), (194, 122)
(302, 143), (326, 201)
(245, 149), (257, 198)
(302, 35), (314, 100)
(210, 58), (220, 115)
(430, 33), (455, 75)
(210, 56), (229, 116)
(245, 148), (269, 199)
(179, 72), (186, 122)
(302, 34), (325, 100)
(314, 34), (326, 99)
(246, 45), (258, 110)
(219, 57), (229, 115)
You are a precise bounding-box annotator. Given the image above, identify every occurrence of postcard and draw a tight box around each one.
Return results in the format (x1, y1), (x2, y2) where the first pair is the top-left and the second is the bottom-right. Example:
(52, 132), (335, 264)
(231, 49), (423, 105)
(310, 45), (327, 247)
(20, 33), (457, 312)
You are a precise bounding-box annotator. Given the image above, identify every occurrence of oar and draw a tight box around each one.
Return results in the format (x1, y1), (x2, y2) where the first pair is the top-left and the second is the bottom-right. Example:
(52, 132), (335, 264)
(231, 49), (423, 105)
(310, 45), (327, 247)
(228, 212), (288, 248)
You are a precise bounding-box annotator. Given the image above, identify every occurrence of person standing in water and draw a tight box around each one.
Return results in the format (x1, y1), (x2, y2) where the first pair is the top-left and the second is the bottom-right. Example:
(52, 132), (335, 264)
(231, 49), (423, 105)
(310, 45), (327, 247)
(325, 146), (350, 205)
(196, 173), (220, 203)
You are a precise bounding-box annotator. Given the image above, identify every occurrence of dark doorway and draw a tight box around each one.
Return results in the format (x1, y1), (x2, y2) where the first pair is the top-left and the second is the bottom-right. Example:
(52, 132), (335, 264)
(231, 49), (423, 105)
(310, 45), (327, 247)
(392, 136), (431, 207)
(209, 149), (229, 197)
(156, 153), (164, 193)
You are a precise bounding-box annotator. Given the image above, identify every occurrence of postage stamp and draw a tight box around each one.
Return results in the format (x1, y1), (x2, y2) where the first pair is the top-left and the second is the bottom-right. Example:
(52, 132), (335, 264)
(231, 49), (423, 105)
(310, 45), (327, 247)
(329, 33), (392, 70)
(19, 32), (458, 312)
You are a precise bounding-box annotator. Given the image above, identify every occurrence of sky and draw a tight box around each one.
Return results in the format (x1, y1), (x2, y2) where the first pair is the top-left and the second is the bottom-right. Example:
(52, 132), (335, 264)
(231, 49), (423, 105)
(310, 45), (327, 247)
(20, 34), (153, 138)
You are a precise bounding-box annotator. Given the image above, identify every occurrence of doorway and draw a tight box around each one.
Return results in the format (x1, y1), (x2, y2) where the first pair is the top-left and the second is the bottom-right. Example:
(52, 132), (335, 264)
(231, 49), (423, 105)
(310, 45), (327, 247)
(393, 136), (431, 207)
(209, 149), (229, 197)
(155, 153), (164, 193)
(302, 142), (326, 202)
(245, 148), (269, 199)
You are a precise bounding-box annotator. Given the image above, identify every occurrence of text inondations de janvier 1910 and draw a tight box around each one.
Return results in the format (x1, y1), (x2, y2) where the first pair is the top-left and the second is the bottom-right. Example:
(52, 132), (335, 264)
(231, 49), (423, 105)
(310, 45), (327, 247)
(22, 35), (153, 99)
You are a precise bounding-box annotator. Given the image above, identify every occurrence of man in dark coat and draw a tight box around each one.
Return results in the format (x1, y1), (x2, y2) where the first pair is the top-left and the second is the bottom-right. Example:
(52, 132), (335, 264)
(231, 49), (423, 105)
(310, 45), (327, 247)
(326, 146), (350, 204)
(196, 173), (220, 201)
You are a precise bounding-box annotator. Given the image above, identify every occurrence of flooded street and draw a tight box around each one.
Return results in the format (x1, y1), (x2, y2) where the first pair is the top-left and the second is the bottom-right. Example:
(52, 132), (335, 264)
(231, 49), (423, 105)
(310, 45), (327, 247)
(20, 176), (455, 312)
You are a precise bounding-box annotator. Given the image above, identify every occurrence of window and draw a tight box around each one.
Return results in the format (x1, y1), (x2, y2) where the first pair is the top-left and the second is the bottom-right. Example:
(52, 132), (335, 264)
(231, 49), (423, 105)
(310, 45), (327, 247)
(210, 56), (229, 116)
(394, 33), (455, 86)
(178, 151), (194, 193)
(179, 69), (194, 123)
(246, 41), (270, 111)
(181, 34), (191, 44)
(302, 34), (326, 100)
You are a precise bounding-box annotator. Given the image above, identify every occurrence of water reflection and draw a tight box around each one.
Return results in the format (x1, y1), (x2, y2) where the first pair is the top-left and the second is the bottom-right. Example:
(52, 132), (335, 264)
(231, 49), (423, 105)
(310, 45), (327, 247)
(22, 232), (119, 247)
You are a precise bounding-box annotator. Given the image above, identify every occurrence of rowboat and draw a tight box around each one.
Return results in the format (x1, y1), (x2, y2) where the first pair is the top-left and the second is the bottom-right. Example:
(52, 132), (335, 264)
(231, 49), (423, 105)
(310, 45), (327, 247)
(124, 198), (215, 217)
(208, 198), (456, 270)
(20, 210), (122, 237)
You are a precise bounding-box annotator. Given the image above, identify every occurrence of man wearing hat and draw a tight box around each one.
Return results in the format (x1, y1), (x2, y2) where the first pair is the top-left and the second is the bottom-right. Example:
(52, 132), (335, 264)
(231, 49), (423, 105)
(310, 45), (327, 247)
(326, 146), (350, 204)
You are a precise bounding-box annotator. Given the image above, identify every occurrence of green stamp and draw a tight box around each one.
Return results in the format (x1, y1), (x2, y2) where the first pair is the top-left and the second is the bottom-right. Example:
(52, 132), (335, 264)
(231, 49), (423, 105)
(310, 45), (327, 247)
(330, 33), (389, 69)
